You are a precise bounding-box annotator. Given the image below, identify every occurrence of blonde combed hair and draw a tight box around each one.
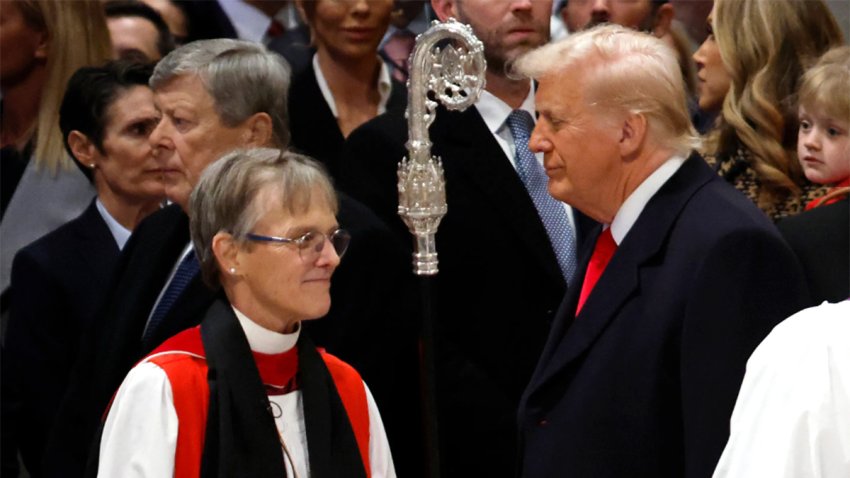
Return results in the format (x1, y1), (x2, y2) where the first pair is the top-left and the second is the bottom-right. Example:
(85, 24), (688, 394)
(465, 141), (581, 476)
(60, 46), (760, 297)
(710, 0), (843, 209)
(798, 46), (850, 126)
(516, 24), (700, 157)
(28, 0), (112, 173)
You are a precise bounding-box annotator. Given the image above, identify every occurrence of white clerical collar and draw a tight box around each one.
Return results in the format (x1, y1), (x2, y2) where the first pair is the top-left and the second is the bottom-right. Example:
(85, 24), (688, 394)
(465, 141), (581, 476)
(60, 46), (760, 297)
(609, 156), (687, 245)
(476, 85), (536, 137)
(95, 198), (132, 250)
(232, 305), (300, 354)
(312, 53), (393, 119)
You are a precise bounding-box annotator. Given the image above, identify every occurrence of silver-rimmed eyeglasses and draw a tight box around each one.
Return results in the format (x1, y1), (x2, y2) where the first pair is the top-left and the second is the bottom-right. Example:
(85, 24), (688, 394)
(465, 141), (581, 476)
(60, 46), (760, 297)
(244, 229), (351, 262)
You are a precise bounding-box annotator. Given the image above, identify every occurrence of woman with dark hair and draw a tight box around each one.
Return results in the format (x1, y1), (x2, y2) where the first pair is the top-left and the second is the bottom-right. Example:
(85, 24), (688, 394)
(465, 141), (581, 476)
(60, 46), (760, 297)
(96, 148), (396, 477)
(4, 60), (164, 476)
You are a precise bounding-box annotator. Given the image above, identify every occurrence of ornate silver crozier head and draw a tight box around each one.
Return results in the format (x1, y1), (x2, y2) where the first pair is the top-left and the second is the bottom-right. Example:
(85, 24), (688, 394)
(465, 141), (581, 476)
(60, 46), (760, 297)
(398, 18), (486, 275)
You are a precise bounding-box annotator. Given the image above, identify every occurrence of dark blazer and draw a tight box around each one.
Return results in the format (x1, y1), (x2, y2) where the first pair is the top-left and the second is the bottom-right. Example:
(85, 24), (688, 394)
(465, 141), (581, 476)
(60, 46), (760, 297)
(518, 156), (811, 478)
(777, 197), (849, 304)
(3, 201), (119, 476)
(341, 105), (596, 477)
(288, 61), (407, 181)
(43, 204), (218, 477)
(175, 0), (313, 76)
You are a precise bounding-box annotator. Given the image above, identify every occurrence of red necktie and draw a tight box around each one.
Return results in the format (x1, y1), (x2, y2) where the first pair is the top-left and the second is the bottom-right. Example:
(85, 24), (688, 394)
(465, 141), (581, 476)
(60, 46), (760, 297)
(575, 228), (617, 315)
(266, 19), (286, 39)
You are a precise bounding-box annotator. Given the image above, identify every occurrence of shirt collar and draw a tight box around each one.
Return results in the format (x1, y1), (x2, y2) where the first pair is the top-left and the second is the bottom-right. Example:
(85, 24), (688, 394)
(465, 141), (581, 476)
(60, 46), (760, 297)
(218, 0), (288, 44)
(233, 305), (300, 354)
(477, 84), (536, 136)
(95, 198), (132, 250)
(312, 53), (393, 119)
(609, 155), (686, 245)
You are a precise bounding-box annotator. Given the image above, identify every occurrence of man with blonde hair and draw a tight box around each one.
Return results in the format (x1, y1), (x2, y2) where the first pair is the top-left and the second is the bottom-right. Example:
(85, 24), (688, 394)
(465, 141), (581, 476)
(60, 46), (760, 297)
(515, 25), (809, 477)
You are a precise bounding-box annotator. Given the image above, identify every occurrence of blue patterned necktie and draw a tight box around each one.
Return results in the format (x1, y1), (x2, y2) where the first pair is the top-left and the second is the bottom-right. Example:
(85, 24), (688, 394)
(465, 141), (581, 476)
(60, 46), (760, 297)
(142, 251), (200, 345)
(506, 109), (578, 285)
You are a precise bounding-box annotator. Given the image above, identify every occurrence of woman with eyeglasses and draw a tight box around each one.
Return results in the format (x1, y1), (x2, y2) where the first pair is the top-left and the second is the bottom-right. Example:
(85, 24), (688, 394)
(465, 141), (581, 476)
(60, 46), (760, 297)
(95, 148), (397, 478)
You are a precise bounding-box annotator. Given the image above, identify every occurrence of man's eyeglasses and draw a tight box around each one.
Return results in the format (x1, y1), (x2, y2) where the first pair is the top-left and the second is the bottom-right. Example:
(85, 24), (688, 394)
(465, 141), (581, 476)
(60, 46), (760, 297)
(244, 229), (351, 262)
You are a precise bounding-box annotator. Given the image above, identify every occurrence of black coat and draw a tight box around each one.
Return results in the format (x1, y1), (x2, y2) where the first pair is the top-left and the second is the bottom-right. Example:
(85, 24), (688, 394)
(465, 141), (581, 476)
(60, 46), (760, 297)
(43, 205), (218, 478)
(4, 201), (120, 476)
(777, 197), (849, 304)
(518, 156), (811, 478)
(288, 61), (406, 180)
(341, 104), (596, 477)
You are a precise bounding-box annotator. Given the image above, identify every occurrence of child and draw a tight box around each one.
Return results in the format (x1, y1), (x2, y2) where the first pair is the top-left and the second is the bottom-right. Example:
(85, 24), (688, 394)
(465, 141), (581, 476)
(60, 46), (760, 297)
(797, 46), (850, 209)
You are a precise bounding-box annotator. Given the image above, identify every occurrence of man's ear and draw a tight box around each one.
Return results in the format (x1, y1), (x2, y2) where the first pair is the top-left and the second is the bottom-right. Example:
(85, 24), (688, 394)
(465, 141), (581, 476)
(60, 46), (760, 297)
(652, 3), (675, 38)
(212, 231), (241, 278)
(619, 113), (647, 159)
(68, 131), (98, 168)
(431, 0), (458, 22)
(242, 112), (274, 147)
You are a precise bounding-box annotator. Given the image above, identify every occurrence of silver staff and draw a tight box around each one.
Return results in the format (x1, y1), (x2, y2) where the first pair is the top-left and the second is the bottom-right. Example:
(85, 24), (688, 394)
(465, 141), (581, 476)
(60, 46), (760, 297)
(398, 18), (486, 275)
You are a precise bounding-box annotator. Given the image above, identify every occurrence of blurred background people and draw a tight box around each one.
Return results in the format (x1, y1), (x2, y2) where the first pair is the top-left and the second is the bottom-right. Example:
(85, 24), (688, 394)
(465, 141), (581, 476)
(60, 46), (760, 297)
(0, 0), (111, 323)
(289, 0), (403, 178)
(105, 0), (176, 63)
(778, 46), (850, 305)
(141, 0), (188, 44)
(175, 0), (311, 70)
(378, 0), (430, 83)
(713, 300), (850, 478)
(693, 0), (844, 220)
(96, 148), (396, 478)
(3, 61), (164, 477)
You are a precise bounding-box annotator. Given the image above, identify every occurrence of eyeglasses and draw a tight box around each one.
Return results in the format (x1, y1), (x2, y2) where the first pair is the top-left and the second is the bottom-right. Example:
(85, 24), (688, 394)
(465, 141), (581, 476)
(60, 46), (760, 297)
(244, 229), (351, 262)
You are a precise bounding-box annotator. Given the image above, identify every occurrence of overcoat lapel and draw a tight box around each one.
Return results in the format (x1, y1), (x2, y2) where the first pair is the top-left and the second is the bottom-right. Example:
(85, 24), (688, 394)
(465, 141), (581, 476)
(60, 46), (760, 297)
(527, 155), (715, 396)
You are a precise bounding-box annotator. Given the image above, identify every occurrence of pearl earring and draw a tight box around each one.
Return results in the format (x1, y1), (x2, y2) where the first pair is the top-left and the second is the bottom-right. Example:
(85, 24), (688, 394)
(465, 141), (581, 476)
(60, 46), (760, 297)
(229, 267), (236, 274)
(89, 163), (96, 169)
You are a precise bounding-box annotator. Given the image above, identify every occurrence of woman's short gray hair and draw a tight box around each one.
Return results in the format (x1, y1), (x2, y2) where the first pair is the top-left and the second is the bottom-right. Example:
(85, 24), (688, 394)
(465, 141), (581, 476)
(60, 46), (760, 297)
(189, 148), (337, 288)
(151, 39), (291, 148)
(515, 24), (700, 156)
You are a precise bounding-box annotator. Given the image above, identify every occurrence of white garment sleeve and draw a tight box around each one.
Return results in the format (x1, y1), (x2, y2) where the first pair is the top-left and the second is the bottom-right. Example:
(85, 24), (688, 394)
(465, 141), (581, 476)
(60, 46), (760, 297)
(713, 302), (850, 478)
(365, 382), (397, 478)
(97, 361), (178, 478)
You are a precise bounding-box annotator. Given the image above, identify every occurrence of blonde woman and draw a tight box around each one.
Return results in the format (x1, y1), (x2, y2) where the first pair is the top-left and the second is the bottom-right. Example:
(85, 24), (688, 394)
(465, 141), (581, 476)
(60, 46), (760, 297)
(0, 0), (112, 305)
(693, 0), (843, 220)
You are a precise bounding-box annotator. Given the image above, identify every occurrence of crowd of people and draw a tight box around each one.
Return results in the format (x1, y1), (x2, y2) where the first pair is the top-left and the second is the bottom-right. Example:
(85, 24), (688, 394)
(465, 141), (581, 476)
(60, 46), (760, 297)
(0, 0), (847, 477)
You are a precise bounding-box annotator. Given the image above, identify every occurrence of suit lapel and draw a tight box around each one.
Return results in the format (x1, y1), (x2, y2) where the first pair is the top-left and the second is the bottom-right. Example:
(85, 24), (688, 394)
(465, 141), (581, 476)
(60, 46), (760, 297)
(71, 201), (121, 281)
(527, 156), (715, 396)
(437, 107), (565, 283)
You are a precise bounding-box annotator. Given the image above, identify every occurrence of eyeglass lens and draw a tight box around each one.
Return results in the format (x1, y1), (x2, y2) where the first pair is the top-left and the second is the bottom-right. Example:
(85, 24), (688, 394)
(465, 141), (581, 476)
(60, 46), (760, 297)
(302, 230), (350, 258)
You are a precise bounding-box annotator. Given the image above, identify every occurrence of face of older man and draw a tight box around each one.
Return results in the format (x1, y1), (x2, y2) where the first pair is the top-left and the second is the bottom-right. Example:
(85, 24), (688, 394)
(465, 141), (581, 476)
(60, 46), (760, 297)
(529, 71), (622, 222)
(149, 74), (253, 209)
(440, 0), (551, 74)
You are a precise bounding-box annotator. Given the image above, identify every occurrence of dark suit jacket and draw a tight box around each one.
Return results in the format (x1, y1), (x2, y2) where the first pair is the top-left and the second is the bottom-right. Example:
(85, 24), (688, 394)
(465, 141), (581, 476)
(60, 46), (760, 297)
(43, 204), (218, 477)
(3, 201), (119, 476)
(777, 197), (849, 304)
(288, 61), (407, 181)
(341, 105), (595, 477)
(175, 0), (313, 76)
(518, 156), (811, 478)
